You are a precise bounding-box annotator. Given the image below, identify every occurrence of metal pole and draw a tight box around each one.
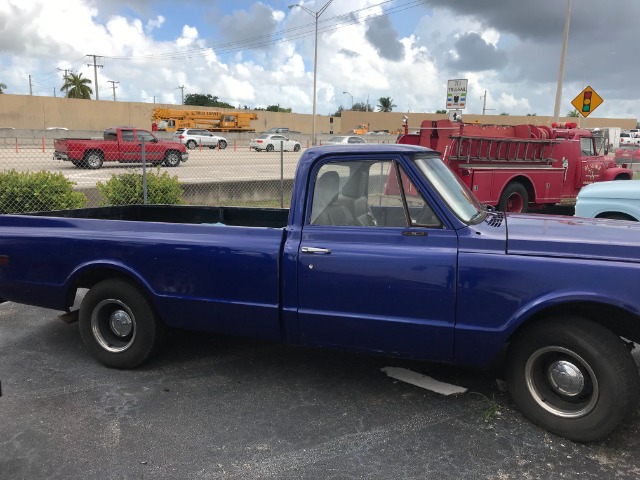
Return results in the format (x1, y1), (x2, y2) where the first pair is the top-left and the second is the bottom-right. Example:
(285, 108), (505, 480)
(311, 15), (318, 145)
(280, 141), (284, 208)
(141, 139), (148, 205)
(552, 0), (572, 123)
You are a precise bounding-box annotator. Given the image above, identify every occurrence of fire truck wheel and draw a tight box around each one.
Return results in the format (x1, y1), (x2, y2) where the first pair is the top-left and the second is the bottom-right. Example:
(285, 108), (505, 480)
(498, 182), (528, 213)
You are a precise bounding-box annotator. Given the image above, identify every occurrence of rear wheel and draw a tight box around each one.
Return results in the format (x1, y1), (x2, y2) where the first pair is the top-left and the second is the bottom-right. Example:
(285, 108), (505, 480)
(218, 140), (227, 150)
(83, 152), (103, 169)
(164, 151), (181, 167)
(186, 140), (197, 150)
(506, 316), (640, 442)
(293, 143), (301, 152)
(498, 182), (528, 213)
(79, 279), (167, 369)
(266, 144), (274, 152)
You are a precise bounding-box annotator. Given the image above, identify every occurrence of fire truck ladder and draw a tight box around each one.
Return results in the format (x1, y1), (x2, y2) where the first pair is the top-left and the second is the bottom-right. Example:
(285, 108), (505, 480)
(448, 135), (557, 164)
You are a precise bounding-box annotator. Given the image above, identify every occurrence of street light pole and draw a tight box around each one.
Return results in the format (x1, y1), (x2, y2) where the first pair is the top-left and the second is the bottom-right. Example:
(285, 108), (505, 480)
(342, 91), (353, 109)
(552, 0), (572, 123)
(289, 0), (334, 145)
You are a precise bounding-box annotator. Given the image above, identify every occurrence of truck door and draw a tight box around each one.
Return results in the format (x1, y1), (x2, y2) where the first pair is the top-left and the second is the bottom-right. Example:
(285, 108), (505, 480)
(295, 158), (457, 361)
(136, 130), (165, 163)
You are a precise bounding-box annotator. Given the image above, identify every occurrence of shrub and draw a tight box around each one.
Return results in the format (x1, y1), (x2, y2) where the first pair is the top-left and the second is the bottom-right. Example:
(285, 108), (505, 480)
(97, 169), (184, 206)
(0, 170), (87, 213)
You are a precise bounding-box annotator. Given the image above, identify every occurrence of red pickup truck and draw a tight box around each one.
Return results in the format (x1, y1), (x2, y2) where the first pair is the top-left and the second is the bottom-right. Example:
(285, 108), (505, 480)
(54, 127), (189, 169)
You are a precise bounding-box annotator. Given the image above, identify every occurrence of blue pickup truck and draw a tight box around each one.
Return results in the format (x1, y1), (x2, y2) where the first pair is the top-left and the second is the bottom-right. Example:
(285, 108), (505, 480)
(1, 144), (640, 442)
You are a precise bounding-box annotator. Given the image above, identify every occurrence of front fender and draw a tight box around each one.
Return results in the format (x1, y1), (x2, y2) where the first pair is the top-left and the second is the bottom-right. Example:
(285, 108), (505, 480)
(601, 166), (633, 181)
(454, 290), (640, 368)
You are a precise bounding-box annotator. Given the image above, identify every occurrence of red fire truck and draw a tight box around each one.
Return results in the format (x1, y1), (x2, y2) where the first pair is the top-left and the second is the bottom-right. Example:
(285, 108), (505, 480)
(397, 120), (632, 212)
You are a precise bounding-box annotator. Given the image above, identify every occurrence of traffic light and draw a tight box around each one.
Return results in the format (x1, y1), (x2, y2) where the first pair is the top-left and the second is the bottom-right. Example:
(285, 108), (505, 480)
(582, 90), (592, 114)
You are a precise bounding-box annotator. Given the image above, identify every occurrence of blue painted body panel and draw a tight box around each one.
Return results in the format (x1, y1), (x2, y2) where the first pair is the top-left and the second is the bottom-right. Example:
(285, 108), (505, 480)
(1, 144), (640, 368)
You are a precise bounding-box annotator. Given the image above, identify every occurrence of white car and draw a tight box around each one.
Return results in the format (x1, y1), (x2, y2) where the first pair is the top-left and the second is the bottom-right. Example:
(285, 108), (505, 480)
(249, 134), (301, 152)
(173, 128), (227, 150)
(575, 180), (640, 221)
(322, 135), (367, 145)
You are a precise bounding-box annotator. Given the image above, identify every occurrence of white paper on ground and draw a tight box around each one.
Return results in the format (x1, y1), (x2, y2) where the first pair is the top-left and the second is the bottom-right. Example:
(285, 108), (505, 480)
(381, 366), (468, 395)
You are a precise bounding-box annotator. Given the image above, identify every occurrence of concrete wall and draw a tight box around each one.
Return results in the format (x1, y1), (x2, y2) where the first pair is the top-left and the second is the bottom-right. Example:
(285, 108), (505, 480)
(0, 94), (636, 134)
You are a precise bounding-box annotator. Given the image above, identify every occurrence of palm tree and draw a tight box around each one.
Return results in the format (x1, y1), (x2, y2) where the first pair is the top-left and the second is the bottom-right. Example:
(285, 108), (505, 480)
(61, 72), (93, 99)
(567, 109), (580, 117)
(0, 83), (6, 94)
(377, 97), (397, 112)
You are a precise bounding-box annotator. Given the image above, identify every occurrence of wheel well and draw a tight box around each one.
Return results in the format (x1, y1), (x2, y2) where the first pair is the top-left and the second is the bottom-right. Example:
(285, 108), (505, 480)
(614, 174), (632, 180)
(595, 212), (637, 221)
(506, 176), (535, 202)
(66, 267), (150, 311)
(510, 301), (640, 345)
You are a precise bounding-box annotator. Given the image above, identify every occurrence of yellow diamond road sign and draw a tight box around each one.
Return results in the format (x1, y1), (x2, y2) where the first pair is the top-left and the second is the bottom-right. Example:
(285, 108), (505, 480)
(571, 86), (603, 118)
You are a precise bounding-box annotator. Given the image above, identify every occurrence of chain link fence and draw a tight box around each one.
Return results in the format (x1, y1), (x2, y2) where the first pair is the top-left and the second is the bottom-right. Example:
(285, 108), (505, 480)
(0, 132), (390, 214)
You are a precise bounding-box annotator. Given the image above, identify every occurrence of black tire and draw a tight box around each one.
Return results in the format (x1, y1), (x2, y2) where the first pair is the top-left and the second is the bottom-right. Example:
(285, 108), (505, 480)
(79, 279), (167, 369)
(293, 143), (301, 152)
(218, 140), (227, 150)
(266, 144), (274, 152)
(186, 140), (197, 150)
(164, 151), (181, 167)
(84, 151), (104, 169)
(506, 316), (640, 442)
(498, 182), (528, 213)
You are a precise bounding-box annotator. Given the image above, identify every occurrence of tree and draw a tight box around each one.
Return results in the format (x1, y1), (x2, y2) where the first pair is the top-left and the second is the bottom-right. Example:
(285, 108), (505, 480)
(184, 93), (235, 108)
(566, 109), (579, 117)
(500, 112), (510, 116)
(0, 83), (6, 94)
(526, 113), (537, 116)
(332, 106), (344, 117)
(352, 102), (370, 112)
(435, 109), (447, 114)
(265, 105), (292, 113)
(61, 73), (93, 99)
(377, 97), (396, 112)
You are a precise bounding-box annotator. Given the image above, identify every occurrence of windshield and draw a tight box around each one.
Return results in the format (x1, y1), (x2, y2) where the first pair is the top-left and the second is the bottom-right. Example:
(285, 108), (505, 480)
(412, 154), (484, 223)
(327, 137), (343, 142)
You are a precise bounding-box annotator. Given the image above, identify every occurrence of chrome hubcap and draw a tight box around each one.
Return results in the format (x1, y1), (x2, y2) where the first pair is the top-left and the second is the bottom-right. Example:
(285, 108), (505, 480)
(109, 309), (133, 337)
(548, 360), (585, 396)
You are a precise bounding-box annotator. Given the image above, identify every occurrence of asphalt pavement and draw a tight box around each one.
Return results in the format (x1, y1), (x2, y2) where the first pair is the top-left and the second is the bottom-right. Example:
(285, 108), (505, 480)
(1, 302), (640, 480)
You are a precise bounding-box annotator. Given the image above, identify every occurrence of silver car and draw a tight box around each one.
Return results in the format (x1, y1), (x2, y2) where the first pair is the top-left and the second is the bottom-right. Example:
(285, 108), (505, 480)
(323, 135), (367, 145)
(173, 128), (228, 150)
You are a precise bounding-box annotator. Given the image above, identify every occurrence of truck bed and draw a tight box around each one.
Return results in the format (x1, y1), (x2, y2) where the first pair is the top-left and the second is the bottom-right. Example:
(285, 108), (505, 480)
(27, 204), (290, 228)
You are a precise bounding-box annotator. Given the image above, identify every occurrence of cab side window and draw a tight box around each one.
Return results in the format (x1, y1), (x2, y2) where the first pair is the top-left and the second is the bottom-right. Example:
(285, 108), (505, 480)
(310, 160), (442, 228)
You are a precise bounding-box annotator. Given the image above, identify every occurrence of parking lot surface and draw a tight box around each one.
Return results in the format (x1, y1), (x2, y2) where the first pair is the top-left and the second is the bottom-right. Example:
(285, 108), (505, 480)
(1, 302), (640, 479)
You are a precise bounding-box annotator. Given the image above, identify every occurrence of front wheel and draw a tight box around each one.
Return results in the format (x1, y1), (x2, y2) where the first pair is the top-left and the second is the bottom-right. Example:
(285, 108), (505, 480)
(164, 151), (181, 167)
(79, 279), (166, 369)
(506, 316), (640, 442)
(498, 182), (528, 213)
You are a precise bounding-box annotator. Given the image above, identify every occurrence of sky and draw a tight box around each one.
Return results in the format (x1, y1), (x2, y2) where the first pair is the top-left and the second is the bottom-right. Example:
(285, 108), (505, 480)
(0, 0), (638, 120)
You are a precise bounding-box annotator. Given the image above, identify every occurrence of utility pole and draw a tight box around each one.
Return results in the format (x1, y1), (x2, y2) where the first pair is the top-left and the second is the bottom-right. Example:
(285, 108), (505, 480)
(86, 54), (103, 100)
(107, 80), (119, 101)
(57, 68), (68, 97)
(53, 87), (56, 97)
(28, 75), (33, 95)
(553, 0), (572, 123)
(178, 85), (184, 104)
(481, 90), (495, 115)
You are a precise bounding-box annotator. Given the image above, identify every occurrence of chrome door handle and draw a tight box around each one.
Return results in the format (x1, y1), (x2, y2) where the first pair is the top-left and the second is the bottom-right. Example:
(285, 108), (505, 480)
(301, 246), (332, 254)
